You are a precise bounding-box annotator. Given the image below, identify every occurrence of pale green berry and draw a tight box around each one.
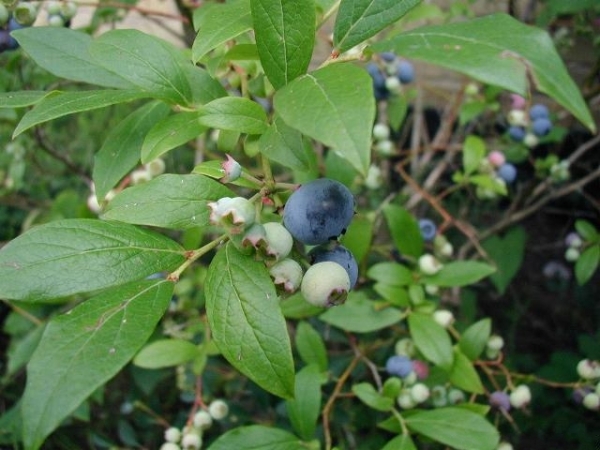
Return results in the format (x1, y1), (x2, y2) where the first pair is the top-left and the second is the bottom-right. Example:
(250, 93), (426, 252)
(46, 1), (61, 14)
(14, 1), (38, 25)
(181, 432), (202, 450)
(130, 168), (152, 185)
(424, 284), (439, 296)
(577, 359), (600, 380)
(418, 254), (443, 275)
(364, 164), (383, 190)
(433, 310), (454, 328)
(384, 76), (401, 93)
(193, 410), (213, 430)
(263, 222), (293, 261)
(208, 197), (255, 233)
(496, 442), (514, 450)
(60, 1), (77, 19)
(583, 392), (600, 411)
(0, 3), (9, 26)
(372, 123), (390, 141)
(465, 82), (479, 96)
(301, 261), (350, 307)
(507, 109), (527, 127)
(397, 389), (417, 409)
(447, 388), (466, 404)
(487, 335), (504, 352)
(47, 13), (64, 26)
(160, 443), (182, 450)
(269, 258), (303, 293)
(523, 132), (539, 148)
(144, 158), (166, 177)
(208, 399), (229, 420)
(509, 385), (531, 408)
(394, 338), (415, 357)
(410, 383), (430, 403)
(565, 247), (580, 262)
(375, 139), (394, 156)
(431, 385), (448, 407)
(164, 427), (181, 443)
(402, 371), (417, 385)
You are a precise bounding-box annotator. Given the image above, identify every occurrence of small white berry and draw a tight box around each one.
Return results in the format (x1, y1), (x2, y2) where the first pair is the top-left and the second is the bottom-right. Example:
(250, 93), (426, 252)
(397, 389), (417, 409)
(384, 76), (401, 93)
(372, 123), (390, 141)
(130, 168), (152, 185)
(364, 164), (383, 190)
(410, 383), (430, 403)
(394, 338), (415, 357)
(424, 284), (439, 296)
(192, 410), (213, 430)
(496, 442), (514, 450)
(164, 427), (181, 443)
(523, 132), (539, 148)
(509, 385), (532, 408)
(418, 254), (443, 275)
(433, 310), (454, 328)
(565, 232), (582, 248)
(565, 247), (580, 262)
(160, 443), (182, 450)
(486, 335), (505, 352)
(181, 432), (202, 450)
(208, 399), (229, 420)
(577, 359), (600, 380)
(375, 139), (394, 156)
(447, 388), (465, 404)
(507, 109), (527, 127)
(144, 158), (166, 177)
(582, 392), (600, 411)
(431, 385), (448, 407)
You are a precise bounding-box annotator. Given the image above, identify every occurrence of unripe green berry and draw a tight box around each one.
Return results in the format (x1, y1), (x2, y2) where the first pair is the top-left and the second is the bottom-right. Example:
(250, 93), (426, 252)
(130, 168), (152, 185)
(410, 383), (430, 403)
(431, 385), (448, 407)
(507, 109), (527, 127)
(577, 359), (600, 380)
(433, 310), (454, 328)
(523, 132), (539, 148)
(509, 384), (531, 408)
(46, 1), (61, 14)
(181, 432), (202, 450)
(60, 1), (77, 19)
(164, 427), (181, 443)
(375, 139), (394, 156)
(0, 3), (9, 26)
(269, 258), (303, 293)
(583, 392), (600, 411)
(497, 442), (514, 450)
(192, 410), (213, 430)
(47, 13), (64, 26)
(418, 253), (442, 275)
(144, 158), (166, 177)
(394, 338), (415, 357)
(565, 247), (580, 262)
(384, 76), (401, 93)
(263, 222), (293, 261)
(397, 389), (417, 409)
(372, 123), (390, 141)
(364, 164), (383, 190)
(447, 388), (466, 404)
(208, 399), (229, 420)
(208, 197), (255, 234)
(160, 443), (181, 450)
(14, 1), (38, 26)
(301, 261), (350, 307)
(487, 334), (505, 352)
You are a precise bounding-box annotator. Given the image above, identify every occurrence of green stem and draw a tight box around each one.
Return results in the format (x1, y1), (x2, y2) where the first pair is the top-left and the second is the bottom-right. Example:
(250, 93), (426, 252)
(169, 233), (228, 281)
(318, 0), (341, 29)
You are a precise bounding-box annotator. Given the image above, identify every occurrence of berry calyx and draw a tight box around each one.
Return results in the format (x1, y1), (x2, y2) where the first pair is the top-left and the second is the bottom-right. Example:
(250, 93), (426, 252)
(300, 261), (350, 307)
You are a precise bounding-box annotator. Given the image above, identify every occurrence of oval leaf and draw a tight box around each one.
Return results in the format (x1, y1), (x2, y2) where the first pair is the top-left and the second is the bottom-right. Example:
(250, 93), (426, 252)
(21, 280), (174, 450)
(408, 312), (453, 370)
(423, 261), (496, 287)
(274, 63), (375, 175)
(575, 244), (600, 286)
(459, 318), (491, 361)
(405, 407), (499, 450)
(208, 425), (305, 450)
(205, 243), (295, 399)
(372, 13), (595, 132)
(0, 219), (185, 302)
(449, 349), (484, 394)
(0, 91), (51, 108)
(285, 364), (323, 440)
(367, 262), (413, 286)
(352, 382), (394, 412)
(198, 96), (268, 134)
(251, 0), (315, 89)
(333, 0), (421, 52)
(382, 204), (423, 259)
(295, 321), (328, 372)
(102, 174), (234, 229)
(258, 116), (311, 171)
(134, 338), (200, 369)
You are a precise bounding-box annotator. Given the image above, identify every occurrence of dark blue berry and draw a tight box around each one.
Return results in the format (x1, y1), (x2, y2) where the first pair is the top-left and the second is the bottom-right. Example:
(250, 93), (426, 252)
(385, 355), (413, 378)
(531, 117), (552, 137)
(529, 103), (549, 121)
(418, 218), (437, 242)
(283, 178), (355, 245)
(497, 163), (517, 184)
(380, 52), (396, 63)
(396, 60), (415, 84)
(507, 125), (526, 142)
(366, 63), (388, 100)
(308, 242), (358, 287)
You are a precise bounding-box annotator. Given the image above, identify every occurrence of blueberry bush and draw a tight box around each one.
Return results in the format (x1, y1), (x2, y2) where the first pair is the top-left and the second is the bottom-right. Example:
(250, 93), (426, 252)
(1, 1), (599, 449)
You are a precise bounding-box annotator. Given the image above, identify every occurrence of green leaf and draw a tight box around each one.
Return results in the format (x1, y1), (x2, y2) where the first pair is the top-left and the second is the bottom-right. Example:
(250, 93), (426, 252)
(575, 219), (598, 242)
(192, 0), (252, 63)
(134, 338), (200, 369)
(405, 407), (499, 450)
(0, 219), (185, 302)
(184, 65), (229, 106)
(340, 215), (373, 263)
(319, 292), (404, 333)
(352, 382), (394, 412)
(408, 313), (453, 370)
(459, 318), (491, 361)
(13, 90), (150, 138)
(463, 135), (486, 175)
(423, 261), (496, 287)
(280, 292), (324, 319)
(295, 321), (328, 372)
(251, 0), (315, 89)
(373, 284), (410, 307)
(94, 101), (170, 200)
(207, 425), (305, 450)
(205, 243), (295, 399)
(274, 63), (375, 175)
(449, 349), (484, 394)
(0, 91), (50, 108)
(192, 160), (262, 189)
(285, 364), (322, 440)
(21, 280), (173, 450)
(198, 96), (268, 134)
(367, 262), (413, 286)
(141, 112), (207, 163)
(89, 29), (192, 105)
(11, 27), (132, 89)
(258, 116), (311, 171)
(575, 245), (600, 286)
(382, 204), (423, 258)
(372, 13), (595, 132)
(102, 174), (233, 229)
(482, 227), (526, 294)
(382, 434), (417, 450)
(333, 0), (421, 53)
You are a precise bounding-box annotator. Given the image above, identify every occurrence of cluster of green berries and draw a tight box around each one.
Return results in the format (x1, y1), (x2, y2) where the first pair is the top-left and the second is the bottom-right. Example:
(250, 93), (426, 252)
(386, 337), (467, 410)
(0, 0), (34, 52)
(45, 1), (77, 27)
(573, 359), (600, 411)
(160, 399), (229, 450)
(564, 231), (583, 263)
(506, 96), (553, 147)
(209, 177), (358, 308)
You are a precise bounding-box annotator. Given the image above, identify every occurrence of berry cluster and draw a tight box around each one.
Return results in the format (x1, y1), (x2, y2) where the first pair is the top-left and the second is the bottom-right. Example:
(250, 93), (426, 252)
(573, 359), (600, 411)
(489, 384), (531, 412)
(45, 1), (77, 28)
(564, 231), (583, 263)
(0, 1), (34, 53)
(366, 52), (415, 101)
(160, 399), (229, 450)
(506, 96), (553, 148)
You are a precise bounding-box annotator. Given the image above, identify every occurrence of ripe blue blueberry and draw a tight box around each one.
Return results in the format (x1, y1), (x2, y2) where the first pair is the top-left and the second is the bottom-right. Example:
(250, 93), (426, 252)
(507, 125), (526, 142)
(366, 63), (388, 101)
(308, 242), (358, 287)
(529, 103), (549, 121)
(418, 218), (437, 242)
(531, 117), (552, 137)
(489, 391), (511, 411)
(379, 52), (396, 63)
(385, 355), (413, 378)
(283, 178), (355, 245)
(497, 163), (517, 184)
(396, 60), (415, 84)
